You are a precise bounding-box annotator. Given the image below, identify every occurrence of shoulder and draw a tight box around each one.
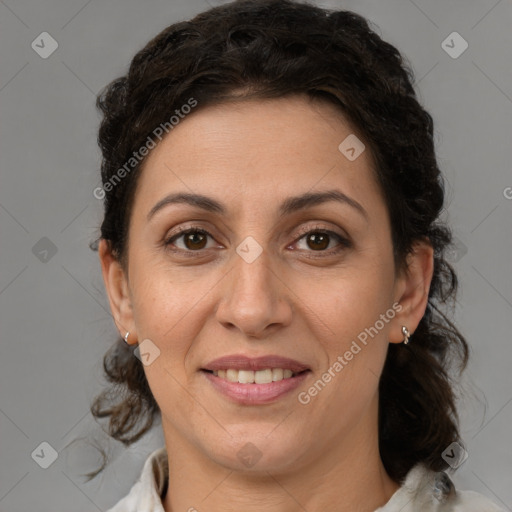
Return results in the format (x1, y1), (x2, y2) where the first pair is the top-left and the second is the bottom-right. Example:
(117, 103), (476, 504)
(451, 489), (505, 511)
(104, 446), (168, 512)
(375, 463), (505, 512)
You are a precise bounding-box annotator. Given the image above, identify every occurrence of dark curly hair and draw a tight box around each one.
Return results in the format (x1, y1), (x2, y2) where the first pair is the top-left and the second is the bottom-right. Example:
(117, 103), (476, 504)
(87, 0), (469, 483)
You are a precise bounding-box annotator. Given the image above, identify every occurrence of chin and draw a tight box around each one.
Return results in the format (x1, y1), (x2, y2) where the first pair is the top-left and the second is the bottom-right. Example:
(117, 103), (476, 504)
(204, 430), (305, 474)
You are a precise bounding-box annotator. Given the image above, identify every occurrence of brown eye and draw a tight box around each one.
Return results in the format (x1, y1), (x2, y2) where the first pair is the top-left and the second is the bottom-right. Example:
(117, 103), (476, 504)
(183, 231), (208, 250)
(294, 229), (351, 254)
(165, 228), (213, 251)
(305, 232), (330, 251)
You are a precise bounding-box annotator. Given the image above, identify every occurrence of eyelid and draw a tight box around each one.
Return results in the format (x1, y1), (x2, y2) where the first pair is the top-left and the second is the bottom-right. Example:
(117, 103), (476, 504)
(293, 223), (348, 240)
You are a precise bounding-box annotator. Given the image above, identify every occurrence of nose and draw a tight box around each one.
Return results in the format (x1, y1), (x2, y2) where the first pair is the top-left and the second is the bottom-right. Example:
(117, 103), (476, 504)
(215, 247), (293, 339)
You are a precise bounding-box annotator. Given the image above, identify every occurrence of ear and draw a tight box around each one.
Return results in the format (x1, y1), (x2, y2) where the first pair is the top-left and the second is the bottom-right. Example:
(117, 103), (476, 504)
(98, 239), (137, 344)
(389, 238), (434, 344)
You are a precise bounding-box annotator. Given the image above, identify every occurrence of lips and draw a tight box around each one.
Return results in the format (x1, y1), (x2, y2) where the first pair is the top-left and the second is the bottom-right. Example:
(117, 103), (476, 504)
(201, 354), (311, 404)
(202, 354), (310, 373)
(202, 368), (310, 405)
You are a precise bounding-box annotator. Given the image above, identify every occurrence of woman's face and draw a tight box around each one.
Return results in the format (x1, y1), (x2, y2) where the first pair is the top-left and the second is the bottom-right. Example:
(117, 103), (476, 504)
(103, 95), (428, 474)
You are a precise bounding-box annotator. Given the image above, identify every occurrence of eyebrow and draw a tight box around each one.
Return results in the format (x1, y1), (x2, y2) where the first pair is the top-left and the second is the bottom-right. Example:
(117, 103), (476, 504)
(147, 189), (368, 222)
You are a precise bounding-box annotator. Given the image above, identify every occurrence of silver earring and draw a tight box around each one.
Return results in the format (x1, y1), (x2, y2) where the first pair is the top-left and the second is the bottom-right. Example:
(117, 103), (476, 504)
(124, 332), (130, 344)
(402, 326), (411, 345)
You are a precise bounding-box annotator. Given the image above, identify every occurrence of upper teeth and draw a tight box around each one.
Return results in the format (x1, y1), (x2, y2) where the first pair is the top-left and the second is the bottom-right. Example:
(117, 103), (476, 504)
(212, 368), (296, 384)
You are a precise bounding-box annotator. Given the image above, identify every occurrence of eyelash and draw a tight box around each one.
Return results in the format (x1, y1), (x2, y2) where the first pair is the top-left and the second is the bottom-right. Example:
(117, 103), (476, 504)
(164, 225), (351, 258)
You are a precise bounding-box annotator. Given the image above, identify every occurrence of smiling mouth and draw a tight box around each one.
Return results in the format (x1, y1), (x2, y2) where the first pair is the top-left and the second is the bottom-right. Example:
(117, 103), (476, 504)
(202, 368), (309, 384)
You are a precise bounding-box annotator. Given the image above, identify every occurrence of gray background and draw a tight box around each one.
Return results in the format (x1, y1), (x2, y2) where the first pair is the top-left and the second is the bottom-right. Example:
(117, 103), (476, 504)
(0, 0), (511, 510)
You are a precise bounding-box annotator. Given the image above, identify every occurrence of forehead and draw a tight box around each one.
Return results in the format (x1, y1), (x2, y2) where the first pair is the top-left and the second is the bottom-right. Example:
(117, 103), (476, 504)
(132, 96), (384, 220)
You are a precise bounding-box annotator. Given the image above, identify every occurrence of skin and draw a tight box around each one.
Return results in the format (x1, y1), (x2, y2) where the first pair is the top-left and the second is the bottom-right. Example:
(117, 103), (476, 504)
(99, 95), (434, 512)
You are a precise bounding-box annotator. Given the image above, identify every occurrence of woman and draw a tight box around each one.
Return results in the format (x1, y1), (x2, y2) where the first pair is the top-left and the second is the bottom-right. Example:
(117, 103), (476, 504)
(90, 0), (504, 510)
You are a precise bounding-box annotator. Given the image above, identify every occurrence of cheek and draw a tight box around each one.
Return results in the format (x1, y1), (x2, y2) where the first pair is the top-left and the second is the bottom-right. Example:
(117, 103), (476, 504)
(128, 264), (202, 370)
(291, 260), (394, 345)
(131, 271), (203, 419)
(295, 260), (394, 402)
(129, 250), (202, 329)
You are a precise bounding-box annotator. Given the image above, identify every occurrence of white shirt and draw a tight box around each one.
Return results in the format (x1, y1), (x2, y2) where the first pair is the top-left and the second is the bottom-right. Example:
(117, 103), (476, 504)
(106, 447), (504, 512)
